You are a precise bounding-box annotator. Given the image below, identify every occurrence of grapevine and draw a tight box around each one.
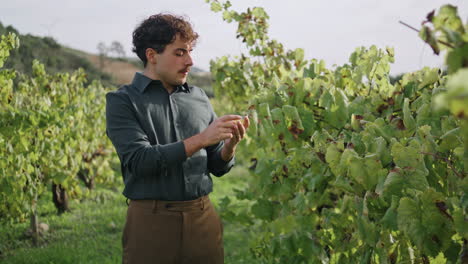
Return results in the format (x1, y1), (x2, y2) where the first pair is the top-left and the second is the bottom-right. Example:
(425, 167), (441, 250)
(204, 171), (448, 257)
(208, 1), (468, 263)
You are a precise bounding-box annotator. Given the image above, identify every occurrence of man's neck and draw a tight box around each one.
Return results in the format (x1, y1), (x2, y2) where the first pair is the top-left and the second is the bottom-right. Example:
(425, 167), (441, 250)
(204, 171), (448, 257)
(142, 69), (174, 94)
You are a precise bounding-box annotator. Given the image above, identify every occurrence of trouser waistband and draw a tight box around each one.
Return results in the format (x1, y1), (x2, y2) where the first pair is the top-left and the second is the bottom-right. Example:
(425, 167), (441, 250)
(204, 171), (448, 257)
(129, 195), (210, 213)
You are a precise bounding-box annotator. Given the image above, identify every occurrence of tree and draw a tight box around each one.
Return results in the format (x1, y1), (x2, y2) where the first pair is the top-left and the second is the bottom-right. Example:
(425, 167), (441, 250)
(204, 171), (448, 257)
(110, 41), (125, 58)
(97, 41), (108, 69)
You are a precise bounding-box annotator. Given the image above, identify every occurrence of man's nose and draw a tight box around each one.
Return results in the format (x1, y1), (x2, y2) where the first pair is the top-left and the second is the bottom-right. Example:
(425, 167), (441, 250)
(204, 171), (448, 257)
(186, 54), (193, 66)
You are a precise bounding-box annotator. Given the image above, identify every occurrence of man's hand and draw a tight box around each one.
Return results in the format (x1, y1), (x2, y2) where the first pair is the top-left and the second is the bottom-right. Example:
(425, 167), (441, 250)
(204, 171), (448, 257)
(184, 115), (249, 159)
(199, 115), (243, 146)
(221, 116), (250, 161)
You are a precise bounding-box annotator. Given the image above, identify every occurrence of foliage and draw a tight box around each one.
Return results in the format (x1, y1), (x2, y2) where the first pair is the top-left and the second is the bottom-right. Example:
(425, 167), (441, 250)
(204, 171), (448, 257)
(419, 5), (468, 74)
(187, 72), (214, 97)
(0, 33), (119, 224)
(207, 1), (467, 263)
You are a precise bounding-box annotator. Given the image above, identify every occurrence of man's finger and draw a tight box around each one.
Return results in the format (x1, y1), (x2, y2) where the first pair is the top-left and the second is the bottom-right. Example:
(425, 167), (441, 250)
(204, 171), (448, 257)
(218, 121), (238, 129)
(233, 124), (241, 139)
(238, 122), (245, 138)
(243, 116), (250, 129)
(218, 115), (242, 122)
(220, 133), (233, 140)
(230, 123), (239, 135)
(220, 128), (232, 134)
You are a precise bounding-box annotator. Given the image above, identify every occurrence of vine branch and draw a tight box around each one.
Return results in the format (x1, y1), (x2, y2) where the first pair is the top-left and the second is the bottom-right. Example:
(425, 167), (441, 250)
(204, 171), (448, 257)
(398, 21), (455, 49)
(420, 151), (465, 178)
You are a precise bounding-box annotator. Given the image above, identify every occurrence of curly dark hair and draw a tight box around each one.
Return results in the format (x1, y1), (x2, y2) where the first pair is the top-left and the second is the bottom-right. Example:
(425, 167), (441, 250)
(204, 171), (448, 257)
(132, 14), (199, 67)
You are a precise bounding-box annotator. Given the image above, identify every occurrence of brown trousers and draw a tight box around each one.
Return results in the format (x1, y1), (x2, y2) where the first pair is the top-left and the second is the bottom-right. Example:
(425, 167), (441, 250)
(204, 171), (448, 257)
(122, 195), (224, 264)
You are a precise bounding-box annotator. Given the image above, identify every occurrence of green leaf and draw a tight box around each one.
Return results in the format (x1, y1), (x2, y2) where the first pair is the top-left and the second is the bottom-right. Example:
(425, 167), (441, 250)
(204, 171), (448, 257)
(391, 140), (427, 172)
(419, 26), (440, 55)
(397, 197), (425, 249)
(210, 1), (223, 12)
(252, 7), (268, 19)
(258, 103), (273, 136)
(222, 10), (233, 22)
(382, 170), (404, 198)
(319, 89), (333, 109)
(430, 253), (447, 264)
(326, 143), (344, 176)
(362, 154), (387, 189)
(270, 107), (286, 137)
(374, 137), (392, 166)
(357, 216), (378, 247)
(251, 199), (276, 220)
(438, 127), (461, 152)
(453, 208), (468, 239)
(294, 48), (304, 63)
(420, 189), (451, 237)
(432, 5), (465, 34)
(380, 195), (399, 230)
(382, 167), (429, 199)
(365, 119), (392, 143)
(282, 105), (304, 139)
(247, 108), (258, 137)
(446, 44), (468, 74)
(403, 98), (416, 134)
(443, 240), (461, 263)
(441, 68), (468, 117)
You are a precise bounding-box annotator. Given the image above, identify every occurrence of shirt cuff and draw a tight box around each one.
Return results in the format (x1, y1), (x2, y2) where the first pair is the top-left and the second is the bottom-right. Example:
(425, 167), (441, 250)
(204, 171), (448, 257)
(212, 150), (235, 175)
(159, 141), (187, 166)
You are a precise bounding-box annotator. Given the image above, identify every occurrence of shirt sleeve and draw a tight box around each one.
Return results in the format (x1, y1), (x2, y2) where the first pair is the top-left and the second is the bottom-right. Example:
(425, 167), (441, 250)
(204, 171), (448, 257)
(105, 91), (187, 180)
(206, 140), (235, 177)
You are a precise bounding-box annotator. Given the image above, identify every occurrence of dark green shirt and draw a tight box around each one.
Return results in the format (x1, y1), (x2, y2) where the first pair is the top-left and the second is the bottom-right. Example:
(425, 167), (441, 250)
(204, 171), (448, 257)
(105, 72), (235, 201)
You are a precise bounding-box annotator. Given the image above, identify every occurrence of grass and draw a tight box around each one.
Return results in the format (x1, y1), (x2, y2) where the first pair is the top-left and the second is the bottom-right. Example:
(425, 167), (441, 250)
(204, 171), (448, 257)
(0, 165), (258, 264)
(0, 187), (126, 264)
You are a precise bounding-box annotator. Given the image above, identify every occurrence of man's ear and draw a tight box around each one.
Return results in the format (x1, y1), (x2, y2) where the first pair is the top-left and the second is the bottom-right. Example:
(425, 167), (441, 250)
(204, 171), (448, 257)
(145, 48), (157, 65)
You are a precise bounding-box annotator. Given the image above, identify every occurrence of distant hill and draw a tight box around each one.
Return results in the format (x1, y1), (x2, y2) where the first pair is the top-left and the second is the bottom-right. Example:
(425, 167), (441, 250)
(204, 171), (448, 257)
(0, 21), (213, 96)
(72, 49), (213, 96)
(0, 22), (113, 86)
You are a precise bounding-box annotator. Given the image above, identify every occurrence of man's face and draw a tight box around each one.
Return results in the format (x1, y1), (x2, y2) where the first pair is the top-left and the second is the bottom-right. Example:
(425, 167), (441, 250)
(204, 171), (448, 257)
(152, 35), (193, 89)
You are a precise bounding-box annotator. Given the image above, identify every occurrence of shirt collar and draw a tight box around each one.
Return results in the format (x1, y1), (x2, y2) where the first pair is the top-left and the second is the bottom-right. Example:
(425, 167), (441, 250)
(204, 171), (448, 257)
(131, 72), (190, 94)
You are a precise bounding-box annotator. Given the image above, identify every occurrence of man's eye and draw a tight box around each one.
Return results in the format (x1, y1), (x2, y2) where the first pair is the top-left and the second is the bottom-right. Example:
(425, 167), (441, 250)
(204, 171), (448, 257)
(175, 52), (184, 56)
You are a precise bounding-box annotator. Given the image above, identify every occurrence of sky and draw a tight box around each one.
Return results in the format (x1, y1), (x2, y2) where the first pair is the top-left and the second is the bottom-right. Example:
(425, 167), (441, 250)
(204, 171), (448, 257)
(1, 0), (467, 75)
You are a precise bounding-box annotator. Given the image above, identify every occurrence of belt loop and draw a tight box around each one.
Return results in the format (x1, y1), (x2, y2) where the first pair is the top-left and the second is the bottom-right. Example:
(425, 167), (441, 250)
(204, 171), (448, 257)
(201, 196), (205, 211)
(152, 200), (158, 214)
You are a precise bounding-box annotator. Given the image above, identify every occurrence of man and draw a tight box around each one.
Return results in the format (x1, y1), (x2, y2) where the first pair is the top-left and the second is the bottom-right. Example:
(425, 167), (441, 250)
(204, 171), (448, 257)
(105, 14), (249, 264)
